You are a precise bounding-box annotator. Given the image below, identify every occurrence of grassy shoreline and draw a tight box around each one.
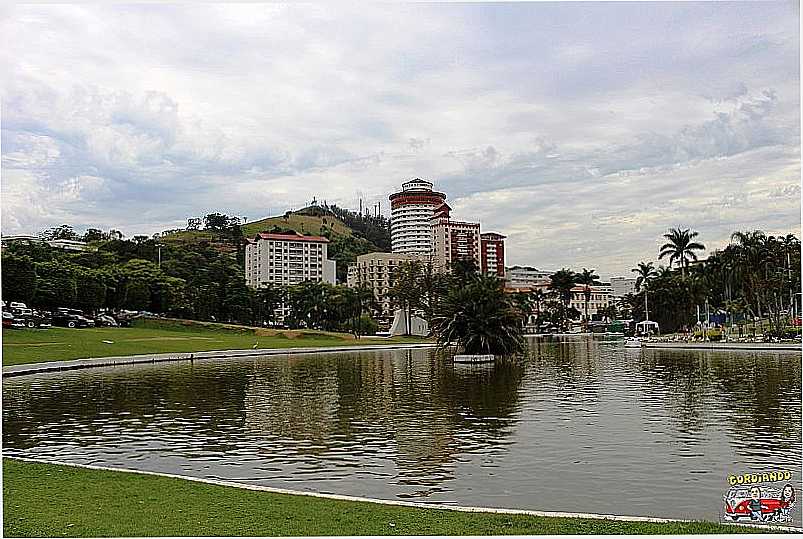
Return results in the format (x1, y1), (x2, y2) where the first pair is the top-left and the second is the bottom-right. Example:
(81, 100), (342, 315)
(2, 318), (431, 366)
(3, 459), (764, 536)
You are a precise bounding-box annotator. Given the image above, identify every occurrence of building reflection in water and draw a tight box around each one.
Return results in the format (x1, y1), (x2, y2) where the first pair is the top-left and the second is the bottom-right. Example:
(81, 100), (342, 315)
(240, 349), (526, 493)
(2, 338), (799, 520)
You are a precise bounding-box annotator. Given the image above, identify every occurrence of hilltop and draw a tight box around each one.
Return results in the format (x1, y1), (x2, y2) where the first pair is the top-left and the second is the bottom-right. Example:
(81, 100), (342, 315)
(241, 208), (354, 239)
(160, 205), (391, 282)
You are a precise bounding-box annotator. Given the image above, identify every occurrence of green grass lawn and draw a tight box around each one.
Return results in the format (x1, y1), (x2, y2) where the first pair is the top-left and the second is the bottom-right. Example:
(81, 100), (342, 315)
(3, 459), (761, 537)
(241, 212), (353, 238)
(2, 319), (430, 366)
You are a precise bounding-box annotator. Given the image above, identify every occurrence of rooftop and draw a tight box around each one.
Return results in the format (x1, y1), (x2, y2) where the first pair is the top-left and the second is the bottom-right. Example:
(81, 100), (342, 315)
(253, 232), (330, 243)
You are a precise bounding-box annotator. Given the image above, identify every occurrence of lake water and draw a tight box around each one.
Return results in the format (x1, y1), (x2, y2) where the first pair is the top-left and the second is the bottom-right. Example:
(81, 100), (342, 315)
(3, 336), (801, 524)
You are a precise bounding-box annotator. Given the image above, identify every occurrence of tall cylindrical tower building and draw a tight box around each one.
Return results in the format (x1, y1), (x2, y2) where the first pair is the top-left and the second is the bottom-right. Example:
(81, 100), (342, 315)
(389, 179), (446, 254)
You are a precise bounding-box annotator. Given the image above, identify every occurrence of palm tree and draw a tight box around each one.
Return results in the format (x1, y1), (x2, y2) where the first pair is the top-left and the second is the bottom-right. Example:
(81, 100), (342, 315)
(548, 269), (577, 330)
(632, 262), (657, 292)
(631, 262), (658, 323)
(658, 227), (706, 278)
(730, 230), (767, 317)
(532, 289), (547, 326)
(431, 274), (525, 356)
(387, 260), (423, 335)
(575, 268), (600, 328)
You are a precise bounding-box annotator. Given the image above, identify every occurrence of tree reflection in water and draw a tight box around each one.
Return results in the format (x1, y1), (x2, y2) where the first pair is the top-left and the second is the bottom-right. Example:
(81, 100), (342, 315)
(2, 340), (800, 520)
(240, 349), (526, 494)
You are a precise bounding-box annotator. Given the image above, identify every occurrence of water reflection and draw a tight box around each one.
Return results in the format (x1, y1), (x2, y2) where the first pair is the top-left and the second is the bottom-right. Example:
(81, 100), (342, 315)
(3, 340), (800, 523)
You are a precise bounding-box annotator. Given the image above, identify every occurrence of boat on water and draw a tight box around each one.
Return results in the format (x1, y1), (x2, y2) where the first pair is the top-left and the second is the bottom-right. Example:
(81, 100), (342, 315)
(453, 354), (495, 363)
(624, 337), (643, 348)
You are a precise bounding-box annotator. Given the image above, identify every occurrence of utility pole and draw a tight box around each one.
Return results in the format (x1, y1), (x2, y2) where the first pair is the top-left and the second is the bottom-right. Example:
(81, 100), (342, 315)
(644, 291), (649, 322)
(157, 244), (162, 268)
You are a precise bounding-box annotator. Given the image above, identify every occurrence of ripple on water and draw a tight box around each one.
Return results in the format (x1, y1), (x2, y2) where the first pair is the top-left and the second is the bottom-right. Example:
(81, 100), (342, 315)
(3, 341), (801, 524)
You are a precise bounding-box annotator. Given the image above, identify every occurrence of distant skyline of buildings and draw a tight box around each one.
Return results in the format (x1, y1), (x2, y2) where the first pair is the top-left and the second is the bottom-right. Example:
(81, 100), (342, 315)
(388, 178), (507, 276)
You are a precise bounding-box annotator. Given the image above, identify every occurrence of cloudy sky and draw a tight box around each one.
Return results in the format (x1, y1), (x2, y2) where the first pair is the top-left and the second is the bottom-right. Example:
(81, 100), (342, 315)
(1, 2), (800, 276)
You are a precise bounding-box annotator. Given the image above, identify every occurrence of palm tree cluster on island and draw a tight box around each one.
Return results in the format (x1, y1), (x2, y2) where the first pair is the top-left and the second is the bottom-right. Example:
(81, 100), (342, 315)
(385, 259), (608, 356)
(386, 259), (527, 356)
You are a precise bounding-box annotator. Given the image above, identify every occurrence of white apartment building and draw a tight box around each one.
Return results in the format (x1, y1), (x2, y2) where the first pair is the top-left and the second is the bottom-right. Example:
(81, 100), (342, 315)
(347, 252), (425, 319)
(505, 266), (554, 289)
(568, 282), (613, 320)
(245, 232), (336, 288)
(389, 179), (447, 254)
(610, 276), (637, 299)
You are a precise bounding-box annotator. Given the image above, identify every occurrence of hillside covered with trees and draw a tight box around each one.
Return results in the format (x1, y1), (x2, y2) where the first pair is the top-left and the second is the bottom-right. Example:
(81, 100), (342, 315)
(1, 207), (390, 333)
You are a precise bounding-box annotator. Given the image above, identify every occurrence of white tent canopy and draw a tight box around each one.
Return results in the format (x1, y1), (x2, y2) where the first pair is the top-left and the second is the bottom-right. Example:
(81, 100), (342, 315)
(636, 320), (660, 334)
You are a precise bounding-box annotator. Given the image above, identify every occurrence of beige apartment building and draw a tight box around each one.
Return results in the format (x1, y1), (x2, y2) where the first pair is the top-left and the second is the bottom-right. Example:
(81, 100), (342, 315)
(347, 252), (426, 319)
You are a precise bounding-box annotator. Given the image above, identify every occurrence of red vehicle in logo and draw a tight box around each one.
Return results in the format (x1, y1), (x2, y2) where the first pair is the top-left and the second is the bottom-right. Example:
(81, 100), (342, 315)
(724, 486), (787, 521)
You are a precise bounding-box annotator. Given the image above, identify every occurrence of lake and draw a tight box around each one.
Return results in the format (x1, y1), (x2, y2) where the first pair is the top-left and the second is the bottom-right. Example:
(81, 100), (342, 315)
(3, 336), (801, 524)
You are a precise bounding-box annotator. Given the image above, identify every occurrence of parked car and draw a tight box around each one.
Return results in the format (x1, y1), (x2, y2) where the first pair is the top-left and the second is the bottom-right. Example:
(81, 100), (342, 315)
(3, 311), (16, 329)
(9, 301), (28, 310)
(12, 308), (51, 329)
(94, 314), (119, 327)
(52, 310), (95, 328)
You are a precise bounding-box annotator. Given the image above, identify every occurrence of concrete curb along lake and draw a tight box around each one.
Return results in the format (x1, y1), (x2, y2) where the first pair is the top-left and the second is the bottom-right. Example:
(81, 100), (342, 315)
(2, 343), (437, 377)
(642, 342), (801, 352)
(7, 457), (799, 532)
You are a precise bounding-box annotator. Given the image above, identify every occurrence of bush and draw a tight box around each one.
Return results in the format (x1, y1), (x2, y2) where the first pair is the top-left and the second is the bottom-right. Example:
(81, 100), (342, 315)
(355, 315), (379, 335)
(764, 327), (801, 340)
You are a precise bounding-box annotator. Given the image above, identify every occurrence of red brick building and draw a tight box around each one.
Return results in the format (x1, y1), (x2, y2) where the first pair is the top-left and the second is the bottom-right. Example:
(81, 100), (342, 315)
(480, 232), (506, 277)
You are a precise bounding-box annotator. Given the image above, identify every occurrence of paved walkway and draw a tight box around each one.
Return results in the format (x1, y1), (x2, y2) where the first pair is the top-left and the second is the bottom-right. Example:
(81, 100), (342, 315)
(2, 343), (437, 377)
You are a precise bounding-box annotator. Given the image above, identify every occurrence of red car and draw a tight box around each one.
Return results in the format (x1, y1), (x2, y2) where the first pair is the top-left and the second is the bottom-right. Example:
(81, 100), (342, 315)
(724, 486), (788, 521)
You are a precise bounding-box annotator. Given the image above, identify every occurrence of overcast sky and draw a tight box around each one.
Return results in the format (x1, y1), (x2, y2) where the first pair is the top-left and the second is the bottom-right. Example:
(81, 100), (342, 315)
(1, 2), (800, 276)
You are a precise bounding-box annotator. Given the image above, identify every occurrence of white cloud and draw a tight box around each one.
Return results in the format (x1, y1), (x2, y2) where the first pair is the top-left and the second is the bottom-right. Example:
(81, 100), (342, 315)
(0, 2), (798, 276)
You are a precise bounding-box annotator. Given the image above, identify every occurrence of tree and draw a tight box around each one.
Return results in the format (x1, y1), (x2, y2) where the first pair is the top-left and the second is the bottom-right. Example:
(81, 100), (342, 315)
(658, 227), (705, 278)
(575, 268), (600, 327)
(33, 261), (77, 309)
(431, 274), (525, 356)
(204, 213), (239, 232)
(82, 228), (107, 242)
(632, 261), (658, 323)
(531, 289), (547, 325)
(631, 262), (657, 292)
(598, 304), (618, 322)
(387, 261), (423, 335)
(41, 224), (80, 241)
(125, 281), (151, 311)
(451, 258), (480, 283)
(253, 284), (285, 326)
(74, 270), (107, 313)
(1, 253), (37, 304)
(548, 269), (577, 330)
(416, 261), (449, 325)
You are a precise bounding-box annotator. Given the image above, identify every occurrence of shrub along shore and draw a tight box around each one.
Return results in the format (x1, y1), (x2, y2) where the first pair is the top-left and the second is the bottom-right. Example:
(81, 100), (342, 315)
(3, 459), (767, 537)
(2, 317), (430, 366)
